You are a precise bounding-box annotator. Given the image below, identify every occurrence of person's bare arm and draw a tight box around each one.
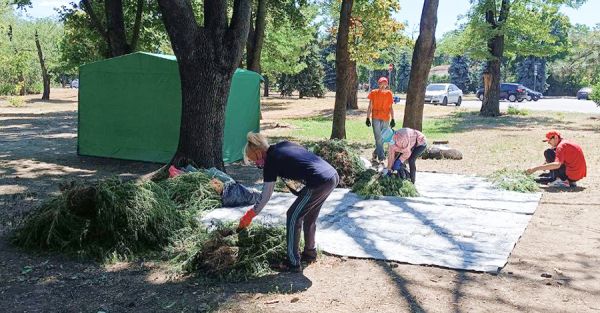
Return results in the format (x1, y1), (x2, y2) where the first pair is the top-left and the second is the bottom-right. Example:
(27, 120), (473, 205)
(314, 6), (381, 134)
(367, 100), (373, 119)
(526, 161), (561, 175)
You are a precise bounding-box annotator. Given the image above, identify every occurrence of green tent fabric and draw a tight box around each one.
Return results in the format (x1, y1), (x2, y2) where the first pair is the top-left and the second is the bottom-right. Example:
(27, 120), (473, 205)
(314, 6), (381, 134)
(78, 52), (261, 163)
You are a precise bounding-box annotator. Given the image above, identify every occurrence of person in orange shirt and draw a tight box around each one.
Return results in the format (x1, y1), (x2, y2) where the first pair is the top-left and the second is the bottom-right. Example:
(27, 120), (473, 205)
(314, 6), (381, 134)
(366, 77), (395, 162)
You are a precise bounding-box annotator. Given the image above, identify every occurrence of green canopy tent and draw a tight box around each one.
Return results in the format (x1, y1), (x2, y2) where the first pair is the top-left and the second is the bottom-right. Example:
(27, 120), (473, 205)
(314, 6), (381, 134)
(78, 52), (262, 163)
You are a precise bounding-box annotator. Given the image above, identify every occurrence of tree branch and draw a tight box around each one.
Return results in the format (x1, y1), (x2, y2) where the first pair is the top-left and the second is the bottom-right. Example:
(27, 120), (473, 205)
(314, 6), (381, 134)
(80, 0), (110, 44)
(130, 0), (144, 51)
(498, 0), (511, 23)
(156, 0), (201, 59)
(204, 0), (228, 31)
(227, 0), (252, 61)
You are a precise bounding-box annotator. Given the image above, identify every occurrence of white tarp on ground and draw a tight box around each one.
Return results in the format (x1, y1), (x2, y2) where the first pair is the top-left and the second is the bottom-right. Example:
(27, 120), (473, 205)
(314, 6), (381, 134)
(201, 172), (542, 273)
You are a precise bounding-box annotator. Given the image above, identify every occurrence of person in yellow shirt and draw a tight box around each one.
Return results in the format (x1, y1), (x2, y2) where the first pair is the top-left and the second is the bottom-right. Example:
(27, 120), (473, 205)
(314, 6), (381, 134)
(366, 77), (395, 163)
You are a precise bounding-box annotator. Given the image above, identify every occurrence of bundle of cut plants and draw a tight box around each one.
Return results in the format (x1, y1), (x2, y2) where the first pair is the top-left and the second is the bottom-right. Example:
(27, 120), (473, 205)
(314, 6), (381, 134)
(274, 177), (304, 194)
(12, 172), (221, 260)
(304, 139), (365, 187)
(351, 169), (419, 199)
(487, 168), (540, 193)
(180, 224), (287, 281)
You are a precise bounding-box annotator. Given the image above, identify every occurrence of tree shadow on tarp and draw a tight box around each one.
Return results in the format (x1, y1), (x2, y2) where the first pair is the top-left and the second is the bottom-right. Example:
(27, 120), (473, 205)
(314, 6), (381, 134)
(321, 191), (481, 313)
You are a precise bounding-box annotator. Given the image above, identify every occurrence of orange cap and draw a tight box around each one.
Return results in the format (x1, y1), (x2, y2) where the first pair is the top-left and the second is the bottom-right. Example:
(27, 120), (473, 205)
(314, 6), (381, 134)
(378, 77), (388, 84)
(543, 130), (561, 142)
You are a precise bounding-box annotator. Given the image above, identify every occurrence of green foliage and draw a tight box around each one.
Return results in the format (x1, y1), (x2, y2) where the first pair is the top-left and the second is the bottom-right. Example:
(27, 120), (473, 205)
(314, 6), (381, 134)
(351, 169), (419, 198)
(0, 6), (63, 96)
(304, 139), (365, 188)
(429, 74), (450, 84)
(57, 1), (171, 73)
(7, 96), (24, 107)
(487, 168), (540, 193)
(12, 172), (221, 260)
(515, 56), (547, 92)
(12, 171), (296, 281)
(278, 38), (325, 98)
(457, 1), (574, 61)
(590, 83), (600, 106)
(262, 5), (316, 81)
(394, 51), (411, 93)
(449, 56), (471, 92)
(181, 224), (288, 281)
(548, 24), (600, 95)
(506, 106), (530, 116)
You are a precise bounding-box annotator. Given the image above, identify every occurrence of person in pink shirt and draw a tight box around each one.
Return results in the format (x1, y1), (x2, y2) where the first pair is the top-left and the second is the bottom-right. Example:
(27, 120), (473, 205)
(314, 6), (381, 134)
(382, 127), (427, 183)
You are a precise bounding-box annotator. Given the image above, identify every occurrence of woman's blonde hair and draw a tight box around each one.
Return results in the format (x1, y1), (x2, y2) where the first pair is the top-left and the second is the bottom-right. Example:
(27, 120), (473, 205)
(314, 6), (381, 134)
(243, 132), (269, 164)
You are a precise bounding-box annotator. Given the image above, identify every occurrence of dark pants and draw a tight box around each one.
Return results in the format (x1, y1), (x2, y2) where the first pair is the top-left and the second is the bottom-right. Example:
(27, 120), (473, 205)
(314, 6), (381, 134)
(544, 148), (569, 181)
(286, 173), (339, 267)
(408, 143), (427, 183)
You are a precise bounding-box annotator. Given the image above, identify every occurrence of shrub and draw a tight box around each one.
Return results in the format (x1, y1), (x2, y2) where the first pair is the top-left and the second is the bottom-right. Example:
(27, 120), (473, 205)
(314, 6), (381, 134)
(591, 83), (600, 106)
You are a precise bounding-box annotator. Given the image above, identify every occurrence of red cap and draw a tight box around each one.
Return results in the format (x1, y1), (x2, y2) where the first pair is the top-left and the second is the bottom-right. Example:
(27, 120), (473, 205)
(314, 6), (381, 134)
(543, 130), (561, 142)
(378, 77), (388, 84)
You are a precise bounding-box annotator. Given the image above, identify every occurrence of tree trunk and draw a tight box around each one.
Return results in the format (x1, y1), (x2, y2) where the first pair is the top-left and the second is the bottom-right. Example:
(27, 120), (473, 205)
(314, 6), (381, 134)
(157, 0), (251, 169)
(480, 45), (502, 116)
(331, 0), (353, 140)
(403, 0), (439, 131)
(263, 75), (269, 97)
(130, 0), (144, 51)
(17, 73), (25, 96)
(246, 0), (267, 73)
(480, 0), (509, 117)
(346, 60), (358, 110)
(35, 30), (51, 100)
(105, 0), (130, 56)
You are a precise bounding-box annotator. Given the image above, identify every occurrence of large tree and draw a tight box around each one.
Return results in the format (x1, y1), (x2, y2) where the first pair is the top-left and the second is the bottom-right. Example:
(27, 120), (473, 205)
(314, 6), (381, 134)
(458, 0), (584, 116)
(157, 0), (251, 169)
(34, 30), (50, 100)
(402, 0), (439, 131)
(330, 0), (353, 139)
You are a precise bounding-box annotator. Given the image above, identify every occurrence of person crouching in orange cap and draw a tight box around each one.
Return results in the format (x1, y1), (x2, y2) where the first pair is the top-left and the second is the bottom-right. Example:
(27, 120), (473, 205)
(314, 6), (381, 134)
(366, 77), (395, 163)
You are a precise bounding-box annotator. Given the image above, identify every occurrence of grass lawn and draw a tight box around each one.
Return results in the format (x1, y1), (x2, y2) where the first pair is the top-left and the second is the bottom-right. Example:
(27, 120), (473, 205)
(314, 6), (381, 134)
(269, 110), (565, 144)
(273, 115), (461, 143)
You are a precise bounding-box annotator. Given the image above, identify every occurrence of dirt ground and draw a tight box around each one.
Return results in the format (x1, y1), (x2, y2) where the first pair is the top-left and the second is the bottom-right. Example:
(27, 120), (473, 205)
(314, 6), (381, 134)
(1, 89), (599, 313)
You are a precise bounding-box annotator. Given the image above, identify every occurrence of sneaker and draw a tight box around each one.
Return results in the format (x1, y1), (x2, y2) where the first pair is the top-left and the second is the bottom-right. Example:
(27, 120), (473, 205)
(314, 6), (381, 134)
(301, 250), (318, 264)
(569, 181), (577, 187)
(548, 178), (570, 188)
(273, 262), (303, 273)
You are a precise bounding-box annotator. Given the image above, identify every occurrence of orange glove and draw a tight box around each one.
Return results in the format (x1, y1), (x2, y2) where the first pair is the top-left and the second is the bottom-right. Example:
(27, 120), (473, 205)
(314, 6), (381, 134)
(238, 208), (257, 230)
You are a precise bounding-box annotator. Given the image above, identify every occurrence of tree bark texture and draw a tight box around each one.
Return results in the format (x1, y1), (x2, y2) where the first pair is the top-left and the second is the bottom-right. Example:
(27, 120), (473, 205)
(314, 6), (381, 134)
(105, 0), (130, 56)
(403, 0), (439, 131)
(331, 0), (353, 139)
(246, 0), (267, 73)
(480, 0), (510, 117)
(130, 0), (144, 51)
(263, 75), (270, 97)
(35, 30), (50, 100)
(346, 60), (358, 110)
(158, 0), (252, 169)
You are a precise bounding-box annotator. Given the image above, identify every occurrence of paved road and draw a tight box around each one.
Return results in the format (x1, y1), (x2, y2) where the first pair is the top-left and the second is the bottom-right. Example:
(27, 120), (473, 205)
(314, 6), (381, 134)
(455, 98), (600, 114)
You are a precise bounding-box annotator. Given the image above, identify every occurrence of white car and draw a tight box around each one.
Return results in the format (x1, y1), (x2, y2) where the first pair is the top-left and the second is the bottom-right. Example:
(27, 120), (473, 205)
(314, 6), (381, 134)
(425, 83), (463, 106)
